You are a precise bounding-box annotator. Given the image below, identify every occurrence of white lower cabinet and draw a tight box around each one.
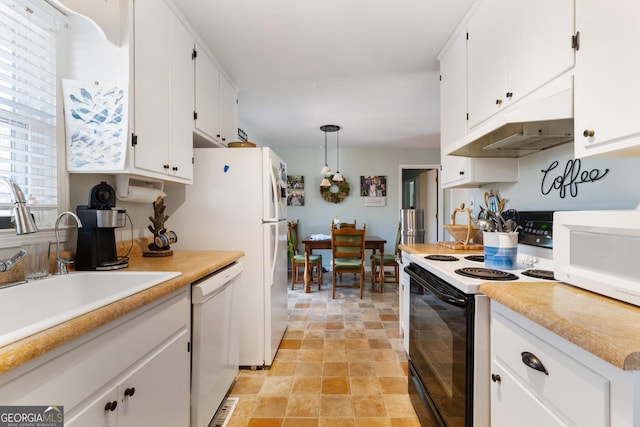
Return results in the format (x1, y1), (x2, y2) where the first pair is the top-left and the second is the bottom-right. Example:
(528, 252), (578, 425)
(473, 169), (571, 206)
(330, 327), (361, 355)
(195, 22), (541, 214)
(490, 301), (640, 426)
(0, 288), (191, 427)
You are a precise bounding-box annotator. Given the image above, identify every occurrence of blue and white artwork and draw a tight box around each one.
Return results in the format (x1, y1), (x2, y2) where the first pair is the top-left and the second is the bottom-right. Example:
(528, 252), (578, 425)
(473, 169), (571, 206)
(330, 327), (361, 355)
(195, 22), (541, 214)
(62, 79), (128, 171)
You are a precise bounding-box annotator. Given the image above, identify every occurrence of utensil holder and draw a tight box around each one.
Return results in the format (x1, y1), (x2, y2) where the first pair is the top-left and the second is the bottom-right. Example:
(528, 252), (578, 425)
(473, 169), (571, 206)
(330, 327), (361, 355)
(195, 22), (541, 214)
(483, 231), (518, 270)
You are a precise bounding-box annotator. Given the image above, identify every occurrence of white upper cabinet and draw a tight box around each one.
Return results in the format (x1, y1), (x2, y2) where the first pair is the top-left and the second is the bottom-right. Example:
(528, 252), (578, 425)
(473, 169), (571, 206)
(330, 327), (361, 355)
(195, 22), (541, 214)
(194, 46), (238, 147)
(574, 0), (640, 158)
(194, 45), (221, 144)
(132, 0), (194, 182)
(219, 73), (238, 145)
(440, 21), (517, 188)
(467, 0), (575, 129)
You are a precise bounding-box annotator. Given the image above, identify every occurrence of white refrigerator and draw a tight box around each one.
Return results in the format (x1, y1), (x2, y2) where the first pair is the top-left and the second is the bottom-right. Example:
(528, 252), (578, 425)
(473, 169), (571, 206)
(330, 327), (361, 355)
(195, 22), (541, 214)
(167, 147), (288, 368)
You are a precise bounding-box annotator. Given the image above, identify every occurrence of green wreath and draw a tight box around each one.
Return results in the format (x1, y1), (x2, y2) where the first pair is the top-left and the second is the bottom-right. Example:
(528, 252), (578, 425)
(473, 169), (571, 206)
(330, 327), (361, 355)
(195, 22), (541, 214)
(320, 176), (350, 204)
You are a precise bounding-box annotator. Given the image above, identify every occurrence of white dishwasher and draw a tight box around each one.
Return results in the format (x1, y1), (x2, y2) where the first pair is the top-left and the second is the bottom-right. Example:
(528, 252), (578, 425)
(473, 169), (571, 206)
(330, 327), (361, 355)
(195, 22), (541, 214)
(191, 262), (243, 427)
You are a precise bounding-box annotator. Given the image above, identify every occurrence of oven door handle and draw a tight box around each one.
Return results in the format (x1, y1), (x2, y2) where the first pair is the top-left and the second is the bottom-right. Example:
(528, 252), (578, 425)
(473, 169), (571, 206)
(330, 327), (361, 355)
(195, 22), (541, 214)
(406, 267), (466, 308)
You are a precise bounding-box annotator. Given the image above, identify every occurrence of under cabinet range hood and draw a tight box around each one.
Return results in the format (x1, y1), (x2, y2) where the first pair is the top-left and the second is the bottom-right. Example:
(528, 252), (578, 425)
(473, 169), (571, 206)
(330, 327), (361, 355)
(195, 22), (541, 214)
(449, 118), (574, 158)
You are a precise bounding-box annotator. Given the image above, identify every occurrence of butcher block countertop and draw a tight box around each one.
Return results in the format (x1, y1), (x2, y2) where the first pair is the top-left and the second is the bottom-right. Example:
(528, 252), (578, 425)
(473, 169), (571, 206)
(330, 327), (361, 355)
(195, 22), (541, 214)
(0, 245), (244, 375)
(400, 243), (640, 372)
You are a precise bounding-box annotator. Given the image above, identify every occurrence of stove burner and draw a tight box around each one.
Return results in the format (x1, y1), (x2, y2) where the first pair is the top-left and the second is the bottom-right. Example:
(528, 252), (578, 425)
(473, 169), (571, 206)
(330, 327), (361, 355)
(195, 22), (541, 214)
(455, 267), (519, 281)
(464, 255), (484, 263)
(521, 269), (555, 280)
(424, 255), (459, 262)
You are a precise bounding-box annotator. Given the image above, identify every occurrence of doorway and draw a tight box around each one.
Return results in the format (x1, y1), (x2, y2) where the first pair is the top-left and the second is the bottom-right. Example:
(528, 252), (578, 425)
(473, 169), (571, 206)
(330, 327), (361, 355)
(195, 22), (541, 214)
(398, 164), (442, 243)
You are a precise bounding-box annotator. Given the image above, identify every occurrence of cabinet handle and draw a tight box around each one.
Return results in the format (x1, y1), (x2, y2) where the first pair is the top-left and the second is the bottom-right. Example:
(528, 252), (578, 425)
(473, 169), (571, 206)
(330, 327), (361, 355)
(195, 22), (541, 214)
(491, 373), (501, 383)
(583, 129), (595, 138)
(521, 351), (549, 375)
(506, 92), (513, 98)
(104, 401), (117, 412)
(124, 387), (136, 397)
(496, 99), (503, 105)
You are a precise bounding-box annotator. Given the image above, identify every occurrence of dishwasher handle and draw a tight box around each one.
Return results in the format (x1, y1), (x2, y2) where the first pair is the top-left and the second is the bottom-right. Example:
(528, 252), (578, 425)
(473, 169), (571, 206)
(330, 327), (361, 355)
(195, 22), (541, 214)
(192, 262), (243, 304)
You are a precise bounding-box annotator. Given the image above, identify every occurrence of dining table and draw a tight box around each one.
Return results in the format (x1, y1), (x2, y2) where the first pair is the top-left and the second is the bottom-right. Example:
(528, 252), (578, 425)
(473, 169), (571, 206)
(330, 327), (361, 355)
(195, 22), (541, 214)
(301, 235), (387, 293)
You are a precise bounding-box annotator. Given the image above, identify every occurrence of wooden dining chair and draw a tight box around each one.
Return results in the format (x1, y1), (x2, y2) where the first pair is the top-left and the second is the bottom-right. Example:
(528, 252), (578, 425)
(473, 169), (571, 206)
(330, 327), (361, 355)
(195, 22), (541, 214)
(288, 220), (322, 290)
(371, 220), (401, 292)
(331, 220), (357, 280)
(331, 224), (366, 299)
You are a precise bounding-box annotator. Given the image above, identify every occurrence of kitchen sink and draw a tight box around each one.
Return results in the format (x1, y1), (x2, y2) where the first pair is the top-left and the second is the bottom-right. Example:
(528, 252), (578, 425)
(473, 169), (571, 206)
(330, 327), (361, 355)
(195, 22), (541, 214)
(0, 271), (181, 347)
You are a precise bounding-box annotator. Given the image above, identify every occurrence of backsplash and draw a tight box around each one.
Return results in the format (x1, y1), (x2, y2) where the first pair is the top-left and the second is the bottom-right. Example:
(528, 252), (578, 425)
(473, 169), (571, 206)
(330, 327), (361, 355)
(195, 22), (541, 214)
(450, 143), (640, 216)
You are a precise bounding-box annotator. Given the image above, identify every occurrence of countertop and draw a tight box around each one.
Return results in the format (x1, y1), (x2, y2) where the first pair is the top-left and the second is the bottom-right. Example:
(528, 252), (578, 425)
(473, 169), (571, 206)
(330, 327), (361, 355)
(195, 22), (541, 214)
(399, 242), (483, 255)
(0, 247), (244, 375)
(400, 243), (640, 372)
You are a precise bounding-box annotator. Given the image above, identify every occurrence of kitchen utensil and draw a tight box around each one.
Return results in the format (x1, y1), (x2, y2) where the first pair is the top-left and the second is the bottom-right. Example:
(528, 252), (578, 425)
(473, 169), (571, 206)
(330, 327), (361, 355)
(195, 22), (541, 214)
(477, 218), (495, 232)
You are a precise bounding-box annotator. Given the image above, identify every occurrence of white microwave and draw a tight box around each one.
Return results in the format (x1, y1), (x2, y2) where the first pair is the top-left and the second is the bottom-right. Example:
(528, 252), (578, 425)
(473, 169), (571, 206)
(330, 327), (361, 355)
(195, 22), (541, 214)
(554, 209), (640, 306)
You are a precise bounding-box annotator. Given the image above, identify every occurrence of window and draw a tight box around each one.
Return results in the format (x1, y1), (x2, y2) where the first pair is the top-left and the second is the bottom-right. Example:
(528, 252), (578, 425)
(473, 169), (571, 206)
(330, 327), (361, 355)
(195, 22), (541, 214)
(0, 0), (62, 230)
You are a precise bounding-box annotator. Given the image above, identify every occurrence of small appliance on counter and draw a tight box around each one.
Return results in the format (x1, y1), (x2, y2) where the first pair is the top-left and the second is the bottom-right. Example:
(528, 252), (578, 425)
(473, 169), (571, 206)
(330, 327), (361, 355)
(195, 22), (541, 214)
(75, 182), (130, 271)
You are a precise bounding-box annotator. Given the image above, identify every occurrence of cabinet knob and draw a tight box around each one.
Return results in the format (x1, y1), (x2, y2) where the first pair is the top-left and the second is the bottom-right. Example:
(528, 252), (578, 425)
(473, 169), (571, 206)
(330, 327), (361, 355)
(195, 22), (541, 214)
(104, 401), (118, 412)
(496, 99), (503, 105)
(124, 387), (136, 397)
(216, 134), (221, 138)
(459, 171), (465, 176)
(521, 351), (549, 375)
(172, 166), (178, 172)
(163, 164), (170, 170)
(583, 129), (595, 138)
(491, 373), (501, 383)
(506, 92), (513, 98)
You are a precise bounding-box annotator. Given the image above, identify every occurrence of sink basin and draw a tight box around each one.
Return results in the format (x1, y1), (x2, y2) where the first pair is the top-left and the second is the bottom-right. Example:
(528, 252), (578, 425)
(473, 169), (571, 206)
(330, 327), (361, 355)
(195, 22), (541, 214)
(0, 271), (181, 348)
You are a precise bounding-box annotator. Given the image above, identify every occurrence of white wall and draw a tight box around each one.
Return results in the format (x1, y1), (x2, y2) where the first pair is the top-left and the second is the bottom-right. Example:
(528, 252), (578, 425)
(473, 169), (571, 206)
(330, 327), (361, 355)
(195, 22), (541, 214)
(277, 146), (440, 267)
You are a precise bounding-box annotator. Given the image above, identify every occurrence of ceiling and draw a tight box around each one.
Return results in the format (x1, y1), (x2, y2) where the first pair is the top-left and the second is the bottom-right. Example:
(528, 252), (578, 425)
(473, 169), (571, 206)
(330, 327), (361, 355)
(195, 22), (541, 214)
(172, 0), (475, 149)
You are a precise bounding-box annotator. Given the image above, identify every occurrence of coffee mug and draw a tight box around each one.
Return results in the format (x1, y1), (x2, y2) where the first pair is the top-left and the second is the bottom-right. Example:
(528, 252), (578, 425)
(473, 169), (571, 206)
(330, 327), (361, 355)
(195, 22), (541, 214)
(155, 230), (178, 248)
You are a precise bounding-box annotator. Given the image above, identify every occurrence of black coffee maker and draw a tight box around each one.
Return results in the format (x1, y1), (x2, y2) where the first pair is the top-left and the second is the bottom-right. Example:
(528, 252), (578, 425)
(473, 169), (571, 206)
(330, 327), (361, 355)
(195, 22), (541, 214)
(75, 182), (128, 270)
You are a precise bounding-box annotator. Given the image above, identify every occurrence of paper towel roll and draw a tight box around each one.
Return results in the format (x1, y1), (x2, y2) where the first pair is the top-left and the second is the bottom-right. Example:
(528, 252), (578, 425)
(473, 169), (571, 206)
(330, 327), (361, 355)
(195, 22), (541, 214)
(116, 185), (166, 203)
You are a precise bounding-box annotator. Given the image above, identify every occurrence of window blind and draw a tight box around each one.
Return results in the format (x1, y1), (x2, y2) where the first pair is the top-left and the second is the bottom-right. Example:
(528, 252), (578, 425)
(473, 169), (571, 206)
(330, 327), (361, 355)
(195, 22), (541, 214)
(0, 0), (59, 214)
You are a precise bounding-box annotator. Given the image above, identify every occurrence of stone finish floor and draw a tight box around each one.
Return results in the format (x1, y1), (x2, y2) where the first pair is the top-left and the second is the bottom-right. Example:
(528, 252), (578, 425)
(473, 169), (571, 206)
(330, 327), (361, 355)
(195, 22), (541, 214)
(226, 276), (421, 427)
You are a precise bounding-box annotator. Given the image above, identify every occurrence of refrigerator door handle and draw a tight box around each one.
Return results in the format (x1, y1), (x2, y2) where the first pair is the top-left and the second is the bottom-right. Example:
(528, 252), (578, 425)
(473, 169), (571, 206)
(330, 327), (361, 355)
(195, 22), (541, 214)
(269, 222), (278, 287)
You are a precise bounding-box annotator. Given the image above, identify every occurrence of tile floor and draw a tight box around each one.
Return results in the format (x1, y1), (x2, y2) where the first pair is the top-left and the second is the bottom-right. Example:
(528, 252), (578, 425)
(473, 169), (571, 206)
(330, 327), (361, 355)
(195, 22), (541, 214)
(225, 276), (421, 427)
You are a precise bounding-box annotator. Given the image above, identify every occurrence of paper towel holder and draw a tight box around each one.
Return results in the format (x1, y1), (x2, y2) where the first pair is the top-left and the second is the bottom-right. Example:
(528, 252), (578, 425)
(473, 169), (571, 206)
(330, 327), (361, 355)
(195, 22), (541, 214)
(115, 174), (165, 203)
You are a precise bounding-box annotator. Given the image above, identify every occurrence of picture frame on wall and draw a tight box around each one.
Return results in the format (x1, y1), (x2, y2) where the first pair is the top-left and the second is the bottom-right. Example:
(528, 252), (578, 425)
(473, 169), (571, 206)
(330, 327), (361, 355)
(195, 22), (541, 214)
(360, 176), (387, 197)
(287, 175), (305, 206)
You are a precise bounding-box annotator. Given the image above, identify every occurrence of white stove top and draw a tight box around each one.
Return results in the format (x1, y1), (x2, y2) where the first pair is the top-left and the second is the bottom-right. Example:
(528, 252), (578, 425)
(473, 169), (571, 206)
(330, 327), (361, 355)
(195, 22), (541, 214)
(408, 247), (556, 294)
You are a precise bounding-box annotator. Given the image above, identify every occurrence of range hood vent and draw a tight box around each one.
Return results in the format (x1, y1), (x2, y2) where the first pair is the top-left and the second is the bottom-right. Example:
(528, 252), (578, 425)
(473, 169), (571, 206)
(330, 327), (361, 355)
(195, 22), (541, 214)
(449, 118), (574, 158)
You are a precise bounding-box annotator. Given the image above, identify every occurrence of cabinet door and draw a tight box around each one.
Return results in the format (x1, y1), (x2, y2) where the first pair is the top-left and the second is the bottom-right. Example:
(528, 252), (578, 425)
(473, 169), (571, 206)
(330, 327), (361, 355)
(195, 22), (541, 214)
(219, 73), (237, 145)
(167, 10), (194, 181)
(194, 46), (221, 142)
(491, 362), (568, 427)
(440, 155), (470, 188)
(119, 330), (190, 427)
(506, 0), (575, 106)
(574, 0), (640, 157)
(466, 0), (506, 129)
(65, 387), (118, 427)
(133, 0), (170, 176)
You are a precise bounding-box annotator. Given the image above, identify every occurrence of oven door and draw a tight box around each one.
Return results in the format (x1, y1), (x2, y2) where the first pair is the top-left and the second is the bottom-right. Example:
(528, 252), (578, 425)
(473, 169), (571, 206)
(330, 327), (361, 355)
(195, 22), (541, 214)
(406, 263), (475, 427)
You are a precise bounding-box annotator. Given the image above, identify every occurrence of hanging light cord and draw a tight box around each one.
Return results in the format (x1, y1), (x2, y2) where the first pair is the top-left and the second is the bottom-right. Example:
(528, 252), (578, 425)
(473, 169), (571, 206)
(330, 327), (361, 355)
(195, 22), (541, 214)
(324, 131), (328, 167)
(336, 129), (340, 173)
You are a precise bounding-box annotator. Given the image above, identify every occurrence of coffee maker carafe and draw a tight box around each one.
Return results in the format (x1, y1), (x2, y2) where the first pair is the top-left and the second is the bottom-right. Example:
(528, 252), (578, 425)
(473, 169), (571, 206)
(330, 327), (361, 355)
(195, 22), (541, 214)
(76, 182), (128, 270)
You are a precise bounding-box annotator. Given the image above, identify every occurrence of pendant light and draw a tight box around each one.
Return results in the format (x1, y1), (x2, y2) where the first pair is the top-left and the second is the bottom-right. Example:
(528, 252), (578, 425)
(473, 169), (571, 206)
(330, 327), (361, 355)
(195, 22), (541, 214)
(320, 125), (339, 187)
(320, 126), (333, 176)
(332, 126), (344, 182)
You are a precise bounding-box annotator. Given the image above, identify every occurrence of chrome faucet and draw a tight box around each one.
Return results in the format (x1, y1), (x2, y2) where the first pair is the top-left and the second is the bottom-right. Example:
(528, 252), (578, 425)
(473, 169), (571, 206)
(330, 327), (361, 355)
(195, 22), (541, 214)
(0, 178), (38, 273)
(53, 211), (83, 275)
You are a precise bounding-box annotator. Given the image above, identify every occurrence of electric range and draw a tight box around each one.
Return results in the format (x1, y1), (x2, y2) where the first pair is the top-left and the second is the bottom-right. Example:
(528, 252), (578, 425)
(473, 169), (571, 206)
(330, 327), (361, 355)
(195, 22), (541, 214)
(405, 211), (556, 427)
(407, 249), (556, 294)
